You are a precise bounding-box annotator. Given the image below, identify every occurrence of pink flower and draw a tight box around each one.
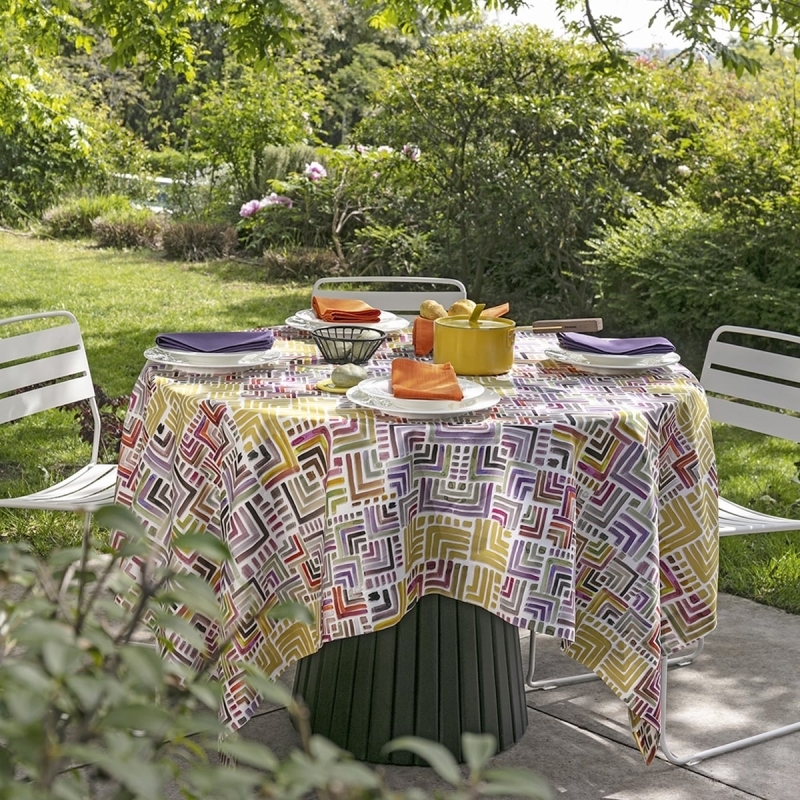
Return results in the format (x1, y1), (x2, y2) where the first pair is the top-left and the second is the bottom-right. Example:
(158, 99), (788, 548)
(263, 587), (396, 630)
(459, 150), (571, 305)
(305, 161), (327, 181)
(260, 192), (293, 209)
(402, 144), (421, 162)
(239, 199), (261, 218)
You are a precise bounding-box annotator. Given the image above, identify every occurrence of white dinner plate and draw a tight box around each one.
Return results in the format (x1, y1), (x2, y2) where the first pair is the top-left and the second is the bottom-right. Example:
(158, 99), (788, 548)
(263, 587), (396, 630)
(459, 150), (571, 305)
(144, 346), (283, 373)
(285, 309), (410, 334)
(346, 379), (499, 419)
(356, 376), (486, 412)
(545, 347), (681, 375)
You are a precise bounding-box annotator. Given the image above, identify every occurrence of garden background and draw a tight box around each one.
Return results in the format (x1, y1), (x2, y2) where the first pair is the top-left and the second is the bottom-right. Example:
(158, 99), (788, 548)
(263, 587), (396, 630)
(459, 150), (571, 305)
(3, 19), (800, 609)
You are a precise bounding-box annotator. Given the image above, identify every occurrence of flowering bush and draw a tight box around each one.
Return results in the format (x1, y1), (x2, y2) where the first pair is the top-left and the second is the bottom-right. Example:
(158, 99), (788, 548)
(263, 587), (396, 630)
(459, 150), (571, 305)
(236, 148), (426, 272)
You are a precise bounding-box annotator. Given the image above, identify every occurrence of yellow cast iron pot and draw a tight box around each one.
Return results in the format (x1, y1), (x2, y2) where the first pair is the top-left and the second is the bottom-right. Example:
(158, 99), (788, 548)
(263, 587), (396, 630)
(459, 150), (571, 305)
(433, 316), (515, 376)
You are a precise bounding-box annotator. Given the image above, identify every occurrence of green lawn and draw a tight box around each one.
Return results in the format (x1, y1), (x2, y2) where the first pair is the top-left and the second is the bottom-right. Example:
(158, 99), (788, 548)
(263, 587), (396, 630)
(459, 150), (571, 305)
(2, 232), (800, 612)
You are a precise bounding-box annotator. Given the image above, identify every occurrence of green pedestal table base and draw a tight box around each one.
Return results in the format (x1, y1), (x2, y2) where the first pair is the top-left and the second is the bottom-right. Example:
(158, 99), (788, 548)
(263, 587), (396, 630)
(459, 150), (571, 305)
(293, 594), (528, 765)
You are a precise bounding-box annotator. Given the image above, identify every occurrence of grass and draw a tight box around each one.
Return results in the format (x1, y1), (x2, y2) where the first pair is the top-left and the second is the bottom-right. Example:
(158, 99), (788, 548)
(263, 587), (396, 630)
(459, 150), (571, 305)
(2, 233), (800, 613)
(0, 231), (311, 551)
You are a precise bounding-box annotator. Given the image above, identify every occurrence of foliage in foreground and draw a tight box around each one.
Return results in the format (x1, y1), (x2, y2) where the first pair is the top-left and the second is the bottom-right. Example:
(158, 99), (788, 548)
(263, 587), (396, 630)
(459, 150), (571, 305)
(0, 505), (553, 800)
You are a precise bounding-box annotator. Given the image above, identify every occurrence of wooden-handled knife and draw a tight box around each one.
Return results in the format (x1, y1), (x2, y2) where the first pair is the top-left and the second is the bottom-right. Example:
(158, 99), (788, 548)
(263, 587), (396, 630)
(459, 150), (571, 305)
(516, 318), (604, 333)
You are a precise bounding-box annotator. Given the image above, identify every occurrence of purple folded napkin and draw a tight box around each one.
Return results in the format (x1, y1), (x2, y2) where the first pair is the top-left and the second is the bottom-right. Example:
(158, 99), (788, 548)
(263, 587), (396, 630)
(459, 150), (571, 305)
(557, 331), (676, 355)
(156, 330), (275, 353)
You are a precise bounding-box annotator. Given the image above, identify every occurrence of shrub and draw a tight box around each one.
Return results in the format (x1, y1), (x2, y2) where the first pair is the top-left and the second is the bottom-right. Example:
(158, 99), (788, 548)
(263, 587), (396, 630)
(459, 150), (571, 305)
(91, 207), (163, 249)
(187, 62), (324, 202)
(262, 246), (345, 281)
(161, 220), (238, 261)
(349, 29), (720, 317)
(0, 47), (149, 225)
(41, 195), (133, 239)
(0, 506), (553, 800)
(239, 146), (421, 273)
(585, 194), (800, 369)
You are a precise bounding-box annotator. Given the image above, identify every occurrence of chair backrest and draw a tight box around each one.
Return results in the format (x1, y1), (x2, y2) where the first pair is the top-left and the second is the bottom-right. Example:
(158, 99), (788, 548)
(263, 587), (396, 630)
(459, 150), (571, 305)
(0, 311), (102, 461)
(312, 276), (467, 320)
(700, 325), (800, 443)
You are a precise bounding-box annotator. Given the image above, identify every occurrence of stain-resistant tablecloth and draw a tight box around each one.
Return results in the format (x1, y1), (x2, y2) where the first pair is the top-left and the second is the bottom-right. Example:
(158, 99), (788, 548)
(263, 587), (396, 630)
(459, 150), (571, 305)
(112, 329), (718, 764)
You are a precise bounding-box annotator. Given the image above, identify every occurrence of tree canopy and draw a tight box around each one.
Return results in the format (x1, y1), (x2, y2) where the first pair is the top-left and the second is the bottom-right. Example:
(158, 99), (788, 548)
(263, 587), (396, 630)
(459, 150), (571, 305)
(3, 0), (800, 77)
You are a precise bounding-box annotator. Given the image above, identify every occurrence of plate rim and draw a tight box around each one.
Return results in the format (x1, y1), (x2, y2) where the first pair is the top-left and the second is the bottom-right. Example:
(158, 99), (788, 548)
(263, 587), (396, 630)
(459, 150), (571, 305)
(285, 314), (410, 334)
(544, 347), (681, 372)
(345, 383), (499, 418)
(144, 346), (282, 371)
(356, 376), (486, 411)
(155, 345), (279, 365)
(296, 307), (399, 324)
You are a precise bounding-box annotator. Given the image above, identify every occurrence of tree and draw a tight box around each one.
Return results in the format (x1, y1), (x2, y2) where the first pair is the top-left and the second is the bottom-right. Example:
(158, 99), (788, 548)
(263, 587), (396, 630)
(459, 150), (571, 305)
(4, 0), (800, 78)
(353, 27), (713, 314)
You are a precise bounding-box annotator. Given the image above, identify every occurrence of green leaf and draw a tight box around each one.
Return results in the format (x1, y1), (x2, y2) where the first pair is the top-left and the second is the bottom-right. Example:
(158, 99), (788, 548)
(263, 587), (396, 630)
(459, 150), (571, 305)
(481, 767), (554, 798)
(151, 610), (208, 651)
(119, 644), (164, 687)
(186, 680), (223, 711)
(100, 703), (175, 736)
(163, 573), (224, 619)
(461, 732), (496, 774)
(80, 752), (167, 798)
(184, 763), (264, 794)
(15, 618), (73, 648)
(217, 738), (279, 771)
(382, 736), (462, 784)
(95, 505), (147, 539)
(43, 639), (83, 677)
(64, 674), (106, 711)
(172, 532), (231, 562)
(326, 760), (382, 788)
(6, 685), (50, 724)
(241, 666), (294, 708)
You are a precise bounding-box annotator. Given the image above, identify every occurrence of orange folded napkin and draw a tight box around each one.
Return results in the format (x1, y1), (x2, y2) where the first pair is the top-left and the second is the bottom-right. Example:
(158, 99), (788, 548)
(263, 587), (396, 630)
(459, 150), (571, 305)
(412, 302), (511, 357)
(312, 296), (381, 323)
(391, 358), (463, 401)
(483, 302), (509, 318)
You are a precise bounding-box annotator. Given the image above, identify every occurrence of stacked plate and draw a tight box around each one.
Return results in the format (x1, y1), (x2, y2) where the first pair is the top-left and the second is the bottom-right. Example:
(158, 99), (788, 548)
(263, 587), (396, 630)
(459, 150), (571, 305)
(144, 346), (282, 373)
(544, 347), (681, 375)
(286, 308), (410, 334)
(346, 377), (499, 419)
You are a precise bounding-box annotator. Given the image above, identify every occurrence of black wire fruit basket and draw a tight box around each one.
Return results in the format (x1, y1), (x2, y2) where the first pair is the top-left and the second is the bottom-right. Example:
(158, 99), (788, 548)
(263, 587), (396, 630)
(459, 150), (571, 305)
(310, 325), (387, 365)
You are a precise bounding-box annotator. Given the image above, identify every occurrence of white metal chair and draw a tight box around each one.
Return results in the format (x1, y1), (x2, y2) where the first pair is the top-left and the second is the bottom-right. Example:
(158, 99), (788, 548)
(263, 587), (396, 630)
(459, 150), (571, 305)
(311, 276), (467, 320)
(525, 324), (800, 764)
(0, 311), (118, 551)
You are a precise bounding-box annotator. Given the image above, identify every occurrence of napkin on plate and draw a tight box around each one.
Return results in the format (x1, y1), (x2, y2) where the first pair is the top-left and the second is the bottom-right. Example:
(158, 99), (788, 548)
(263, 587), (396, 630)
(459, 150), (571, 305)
(557, 331), (676, 355)
(391, 358), (464, 401)
(413, 302), (510, 357)
(155, 330), (275, 353)
(311, 296), (382, 323)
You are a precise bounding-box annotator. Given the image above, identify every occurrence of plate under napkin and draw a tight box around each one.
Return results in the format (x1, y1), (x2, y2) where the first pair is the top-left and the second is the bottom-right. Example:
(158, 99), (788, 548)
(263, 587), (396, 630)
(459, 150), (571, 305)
(557, 331), (675, 355)
(155, 330), (275, 353)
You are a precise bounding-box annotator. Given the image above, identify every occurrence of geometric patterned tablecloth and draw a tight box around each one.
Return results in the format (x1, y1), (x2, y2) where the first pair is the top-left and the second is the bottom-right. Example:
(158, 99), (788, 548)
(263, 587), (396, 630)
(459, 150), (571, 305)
(112, 328), (718, 764)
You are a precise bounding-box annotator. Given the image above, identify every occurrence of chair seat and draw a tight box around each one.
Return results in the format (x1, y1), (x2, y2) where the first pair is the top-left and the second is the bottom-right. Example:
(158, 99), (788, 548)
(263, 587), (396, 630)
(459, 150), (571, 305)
(719, 496), (800, 536)
(0, 464), (118, 512)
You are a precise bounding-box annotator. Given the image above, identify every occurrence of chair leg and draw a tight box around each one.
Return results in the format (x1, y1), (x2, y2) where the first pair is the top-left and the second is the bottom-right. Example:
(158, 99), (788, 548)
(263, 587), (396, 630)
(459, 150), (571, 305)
(658, 650), (800, 765)
(524, 631), (705, 691)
